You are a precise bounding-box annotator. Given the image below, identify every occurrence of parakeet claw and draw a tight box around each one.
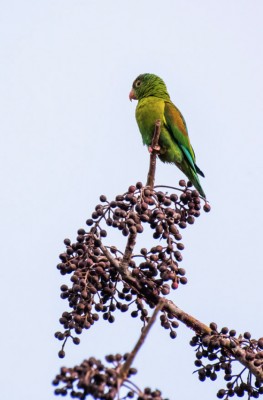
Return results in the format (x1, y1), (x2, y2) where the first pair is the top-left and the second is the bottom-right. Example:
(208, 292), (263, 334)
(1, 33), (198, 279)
(148, 145), (161, 153)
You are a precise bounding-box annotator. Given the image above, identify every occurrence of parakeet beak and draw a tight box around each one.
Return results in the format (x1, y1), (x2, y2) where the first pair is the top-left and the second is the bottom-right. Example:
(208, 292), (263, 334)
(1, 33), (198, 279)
(129, 88), (137, 101)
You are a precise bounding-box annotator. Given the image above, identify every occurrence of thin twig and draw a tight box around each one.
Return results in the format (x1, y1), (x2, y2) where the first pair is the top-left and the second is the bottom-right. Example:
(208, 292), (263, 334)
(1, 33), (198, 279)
(146, 120), (161, 189)
(118, 299), (165, 384)
(155, 184), (207, 201)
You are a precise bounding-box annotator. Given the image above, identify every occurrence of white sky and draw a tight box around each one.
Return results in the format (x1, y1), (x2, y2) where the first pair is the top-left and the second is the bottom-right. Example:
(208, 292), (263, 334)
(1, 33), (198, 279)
(1, 1), (263, 399)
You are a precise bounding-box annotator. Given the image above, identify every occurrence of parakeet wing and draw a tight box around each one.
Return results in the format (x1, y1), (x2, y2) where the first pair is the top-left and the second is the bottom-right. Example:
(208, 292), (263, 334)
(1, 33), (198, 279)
(164, 101), (204, 177)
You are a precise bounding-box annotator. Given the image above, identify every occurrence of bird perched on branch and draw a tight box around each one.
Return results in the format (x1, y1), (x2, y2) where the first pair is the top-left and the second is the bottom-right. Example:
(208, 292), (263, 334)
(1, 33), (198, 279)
(129, 73), (206, 198)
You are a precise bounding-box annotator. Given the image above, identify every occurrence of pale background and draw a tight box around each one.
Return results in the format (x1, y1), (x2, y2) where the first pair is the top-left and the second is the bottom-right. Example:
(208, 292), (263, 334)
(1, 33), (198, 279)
(1, 1), (263, 399)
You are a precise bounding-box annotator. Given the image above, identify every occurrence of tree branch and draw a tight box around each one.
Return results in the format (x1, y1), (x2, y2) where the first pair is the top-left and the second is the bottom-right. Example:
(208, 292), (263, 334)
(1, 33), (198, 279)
(118, 298), (165, 384)
(98, 238), (263, 383)
(119, 233), (137, 274)
(146, 120), (161, 189)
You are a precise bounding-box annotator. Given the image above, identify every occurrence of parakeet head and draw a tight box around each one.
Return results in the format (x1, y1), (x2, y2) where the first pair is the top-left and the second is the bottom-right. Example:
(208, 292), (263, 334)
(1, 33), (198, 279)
(129, 73), (170, 101)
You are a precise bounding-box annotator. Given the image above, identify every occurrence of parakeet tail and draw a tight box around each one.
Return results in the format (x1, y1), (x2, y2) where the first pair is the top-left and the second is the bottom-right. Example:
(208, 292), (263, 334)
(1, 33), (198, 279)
(177, 160), (206, 198)
(195, 163), (205, 178)
(190, 176), (206, 199)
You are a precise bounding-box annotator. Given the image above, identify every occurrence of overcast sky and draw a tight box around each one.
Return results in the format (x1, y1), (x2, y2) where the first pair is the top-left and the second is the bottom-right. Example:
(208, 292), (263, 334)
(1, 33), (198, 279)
(1, 1), (263, 399)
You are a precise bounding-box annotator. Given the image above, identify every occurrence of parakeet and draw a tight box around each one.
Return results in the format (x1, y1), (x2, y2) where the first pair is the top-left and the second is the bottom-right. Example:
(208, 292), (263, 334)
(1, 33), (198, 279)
(129, 73), (206, 198)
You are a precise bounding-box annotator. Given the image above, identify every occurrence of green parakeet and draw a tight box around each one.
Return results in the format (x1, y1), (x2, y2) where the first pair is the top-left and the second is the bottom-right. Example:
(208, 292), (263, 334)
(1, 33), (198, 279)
(129, 73), (206, 198)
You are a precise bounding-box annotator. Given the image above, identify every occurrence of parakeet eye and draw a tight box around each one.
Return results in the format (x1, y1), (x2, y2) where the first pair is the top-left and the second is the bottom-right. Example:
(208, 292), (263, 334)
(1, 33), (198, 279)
(135, 80), (141, 87)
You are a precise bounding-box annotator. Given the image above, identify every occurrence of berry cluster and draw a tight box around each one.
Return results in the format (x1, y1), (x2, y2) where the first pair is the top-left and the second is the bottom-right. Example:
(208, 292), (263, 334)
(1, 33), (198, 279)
(190, 323), (263, 399)
(53, 354), (166, 400)
(55, 182), (210, 354)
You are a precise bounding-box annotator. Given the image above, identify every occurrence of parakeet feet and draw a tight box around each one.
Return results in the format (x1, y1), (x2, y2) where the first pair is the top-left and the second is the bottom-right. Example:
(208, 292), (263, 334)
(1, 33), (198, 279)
(148, 145), (161, 153)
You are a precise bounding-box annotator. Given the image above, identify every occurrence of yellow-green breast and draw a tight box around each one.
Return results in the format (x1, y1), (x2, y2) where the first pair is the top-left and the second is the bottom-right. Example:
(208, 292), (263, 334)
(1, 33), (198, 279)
(135, 96), (183, 163)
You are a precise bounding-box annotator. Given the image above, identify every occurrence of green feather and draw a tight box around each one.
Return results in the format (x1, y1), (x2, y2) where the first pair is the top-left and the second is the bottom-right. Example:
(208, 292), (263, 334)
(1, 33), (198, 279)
(130, 73), (206, 198)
